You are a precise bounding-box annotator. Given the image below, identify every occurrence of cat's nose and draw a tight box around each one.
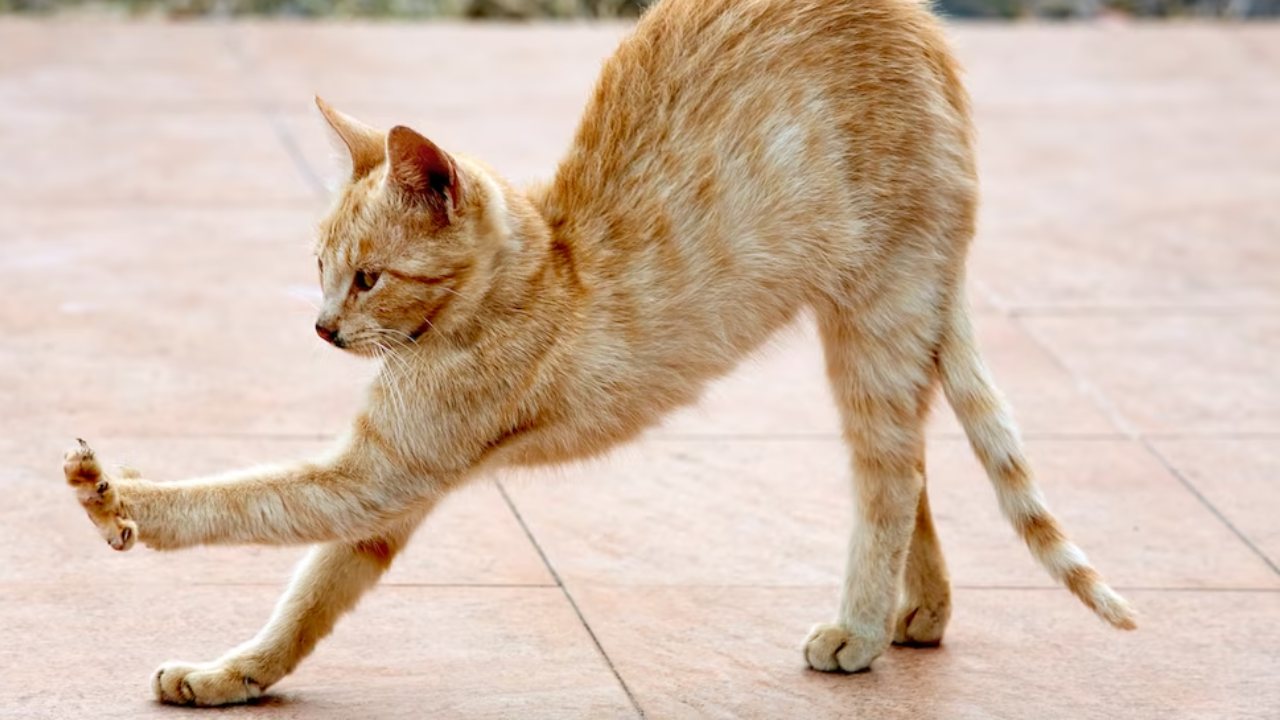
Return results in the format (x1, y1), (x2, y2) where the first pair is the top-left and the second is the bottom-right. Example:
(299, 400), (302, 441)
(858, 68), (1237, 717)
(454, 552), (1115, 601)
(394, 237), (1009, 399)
(315, 321), (339, 345)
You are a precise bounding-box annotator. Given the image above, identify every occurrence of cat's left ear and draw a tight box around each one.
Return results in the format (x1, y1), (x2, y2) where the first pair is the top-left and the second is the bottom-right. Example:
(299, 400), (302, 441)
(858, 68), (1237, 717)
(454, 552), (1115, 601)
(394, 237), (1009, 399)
(315, 96), (384, 181)
(385, 125), (461, 221)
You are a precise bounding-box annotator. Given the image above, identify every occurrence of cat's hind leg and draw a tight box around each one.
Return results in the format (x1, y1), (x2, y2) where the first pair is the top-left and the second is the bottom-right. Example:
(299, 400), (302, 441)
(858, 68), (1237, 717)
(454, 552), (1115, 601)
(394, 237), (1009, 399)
(893, 478), (951, 646)
(152, 506), (427, 706)
(803, 296), (939, 673)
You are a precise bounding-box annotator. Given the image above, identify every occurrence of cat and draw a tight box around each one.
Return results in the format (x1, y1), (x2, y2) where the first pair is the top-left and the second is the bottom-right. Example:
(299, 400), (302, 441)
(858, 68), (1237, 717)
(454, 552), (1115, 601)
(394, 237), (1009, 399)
(62, 0), (1135, 707)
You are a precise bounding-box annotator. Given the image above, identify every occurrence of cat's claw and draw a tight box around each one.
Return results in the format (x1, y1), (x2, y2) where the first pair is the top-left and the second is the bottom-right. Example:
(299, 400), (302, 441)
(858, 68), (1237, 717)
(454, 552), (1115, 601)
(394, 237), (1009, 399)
(63, 439), (137, 551)
(153, 660), (264, 706)
(803, 622), (887, 673)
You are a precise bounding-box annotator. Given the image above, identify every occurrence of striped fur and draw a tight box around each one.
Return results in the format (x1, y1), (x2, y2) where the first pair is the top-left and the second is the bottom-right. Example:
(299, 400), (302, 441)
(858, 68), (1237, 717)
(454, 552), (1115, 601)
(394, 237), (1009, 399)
(938, 296), (1136, 630)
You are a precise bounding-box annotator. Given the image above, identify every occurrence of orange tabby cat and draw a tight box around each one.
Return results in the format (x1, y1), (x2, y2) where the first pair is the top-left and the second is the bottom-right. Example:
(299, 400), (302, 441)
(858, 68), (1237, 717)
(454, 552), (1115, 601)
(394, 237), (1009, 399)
(62, 0), (1134, 706)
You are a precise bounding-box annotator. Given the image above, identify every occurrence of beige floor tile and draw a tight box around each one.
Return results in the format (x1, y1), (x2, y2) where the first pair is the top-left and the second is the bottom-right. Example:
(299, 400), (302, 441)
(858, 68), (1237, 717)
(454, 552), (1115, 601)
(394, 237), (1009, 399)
(0, 22), (252, 111)
(975, 107), (1280, 240)
(1151, 439), (1280, 569)
(0, 584), (634, 719)
(0, 110), (313, 205)
(503, 438), (1277, 589)
(1026, 314), (1280, 435)
(956, 25), (1280, 110)
(0, 435), (551, 587)
(2, 17), (1278, 720)
(571, 585), (1279, 720)
(970, 203), (1280, 311)
(0, 207), (370, 437)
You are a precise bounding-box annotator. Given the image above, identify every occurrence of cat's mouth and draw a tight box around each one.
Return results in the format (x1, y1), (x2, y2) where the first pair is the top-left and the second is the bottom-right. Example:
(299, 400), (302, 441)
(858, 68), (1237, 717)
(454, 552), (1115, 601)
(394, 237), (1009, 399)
(330, 331), (404, 358)
(343, 342), (382, 358)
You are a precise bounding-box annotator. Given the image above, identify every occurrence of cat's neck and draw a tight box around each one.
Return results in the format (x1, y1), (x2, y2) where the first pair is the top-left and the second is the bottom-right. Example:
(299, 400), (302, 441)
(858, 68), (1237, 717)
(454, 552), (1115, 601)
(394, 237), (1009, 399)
(406, 181), (570, 360)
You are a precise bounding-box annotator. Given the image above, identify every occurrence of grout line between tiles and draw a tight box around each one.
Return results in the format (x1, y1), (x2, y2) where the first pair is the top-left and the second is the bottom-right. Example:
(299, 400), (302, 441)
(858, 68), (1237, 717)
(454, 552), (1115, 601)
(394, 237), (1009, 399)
(495, 480), (646, 719)
(1143, 443), (1280, 577)
(185, 581), (561, 588)
(1012, 314), (1280, 579)
(967, 266), (1280, 318)
(1008, 305), (1280, 318)
(551, 582), (1280, 592)
(955, 585), (1280, 593)
(389, 582), (1278, 593)
(95, 431), (343, 441)
(13, 581), (1275, 593)
(0, 200), (318, 210)
(83, 430), (1280, 443)
(219, 21), (329, 202)
(646, 432), (1129, 442)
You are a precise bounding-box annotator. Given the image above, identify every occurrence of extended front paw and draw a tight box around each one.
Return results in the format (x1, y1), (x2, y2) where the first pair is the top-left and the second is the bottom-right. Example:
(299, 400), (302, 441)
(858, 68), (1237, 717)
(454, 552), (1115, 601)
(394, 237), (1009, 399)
(63, 439), (137, 551)
(153, 660), (264, 707)
(803, 622), (888, 673)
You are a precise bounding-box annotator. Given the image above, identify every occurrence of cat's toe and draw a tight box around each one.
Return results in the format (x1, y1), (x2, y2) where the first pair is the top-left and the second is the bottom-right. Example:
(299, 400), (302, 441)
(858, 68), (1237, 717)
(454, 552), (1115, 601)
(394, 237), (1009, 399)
(63, 440), (137, 550)
(893, 599), (950, 647)
(153, 661), (262, 707)
(803, 622), (886, 673)
(64, 441), (115, 509)
(103, 517), (137, 551)
(63, 440), (102, 487)
(153, 663), (196, 704)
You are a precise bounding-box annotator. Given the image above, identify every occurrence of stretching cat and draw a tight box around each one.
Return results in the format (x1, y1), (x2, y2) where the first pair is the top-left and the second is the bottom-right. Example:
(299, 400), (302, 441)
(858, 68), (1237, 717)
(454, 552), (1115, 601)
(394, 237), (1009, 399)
(62, 0), (1134, 706)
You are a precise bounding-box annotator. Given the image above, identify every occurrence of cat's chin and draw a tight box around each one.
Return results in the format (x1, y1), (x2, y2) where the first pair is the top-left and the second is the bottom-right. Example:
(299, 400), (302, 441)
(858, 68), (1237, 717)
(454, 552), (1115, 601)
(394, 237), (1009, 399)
(343, 343), (391, 359)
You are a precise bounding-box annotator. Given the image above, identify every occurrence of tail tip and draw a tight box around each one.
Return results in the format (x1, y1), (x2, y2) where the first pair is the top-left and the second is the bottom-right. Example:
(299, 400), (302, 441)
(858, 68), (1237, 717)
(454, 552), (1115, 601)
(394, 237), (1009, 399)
(1110, 610), (1138, 631)
(1095, 586), (1137, 630)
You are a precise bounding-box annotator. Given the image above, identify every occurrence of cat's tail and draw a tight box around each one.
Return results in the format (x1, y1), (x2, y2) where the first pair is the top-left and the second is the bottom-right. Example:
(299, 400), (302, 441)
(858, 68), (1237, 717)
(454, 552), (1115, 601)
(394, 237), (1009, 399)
(935, 295), (1136, 630)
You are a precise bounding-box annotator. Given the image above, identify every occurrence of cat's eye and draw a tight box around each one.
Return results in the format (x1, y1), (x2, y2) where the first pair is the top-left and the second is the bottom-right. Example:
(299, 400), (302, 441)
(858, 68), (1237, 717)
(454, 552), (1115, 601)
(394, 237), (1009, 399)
(354, 269), (381, 292)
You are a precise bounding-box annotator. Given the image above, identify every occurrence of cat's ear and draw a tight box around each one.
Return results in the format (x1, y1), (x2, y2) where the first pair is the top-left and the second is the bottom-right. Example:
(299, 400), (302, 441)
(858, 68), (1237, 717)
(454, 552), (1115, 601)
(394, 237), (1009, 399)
(314, 96), (384, 181)
(385, 125), (461, 221)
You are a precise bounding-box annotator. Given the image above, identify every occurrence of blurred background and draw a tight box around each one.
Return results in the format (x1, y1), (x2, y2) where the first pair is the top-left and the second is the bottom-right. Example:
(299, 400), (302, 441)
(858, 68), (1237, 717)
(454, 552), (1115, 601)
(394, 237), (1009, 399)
(1, 0), (1277, 718)
(2, 0), (1280, 18)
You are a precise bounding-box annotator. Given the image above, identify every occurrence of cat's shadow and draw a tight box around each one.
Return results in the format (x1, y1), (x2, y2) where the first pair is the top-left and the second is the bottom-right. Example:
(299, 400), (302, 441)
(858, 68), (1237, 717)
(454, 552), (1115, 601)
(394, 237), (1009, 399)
(153, 693), (298, 712)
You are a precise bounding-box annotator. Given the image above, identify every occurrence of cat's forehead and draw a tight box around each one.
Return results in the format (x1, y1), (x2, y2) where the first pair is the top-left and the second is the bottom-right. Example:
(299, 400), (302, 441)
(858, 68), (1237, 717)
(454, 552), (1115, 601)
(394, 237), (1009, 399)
(316, 179), (384, 260)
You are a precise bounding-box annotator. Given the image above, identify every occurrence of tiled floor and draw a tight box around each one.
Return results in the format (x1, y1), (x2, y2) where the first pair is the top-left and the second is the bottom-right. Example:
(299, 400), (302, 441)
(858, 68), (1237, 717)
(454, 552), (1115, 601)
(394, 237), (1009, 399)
(0, 18), (1276, 720)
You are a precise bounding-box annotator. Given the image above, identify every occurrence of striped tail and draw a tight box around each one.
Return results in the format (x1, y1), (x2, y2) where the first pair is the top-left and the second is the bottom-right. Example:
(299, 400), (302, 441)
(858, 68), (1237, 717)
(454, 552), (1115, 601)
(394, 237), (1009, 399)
(936, 296), (1136, 630)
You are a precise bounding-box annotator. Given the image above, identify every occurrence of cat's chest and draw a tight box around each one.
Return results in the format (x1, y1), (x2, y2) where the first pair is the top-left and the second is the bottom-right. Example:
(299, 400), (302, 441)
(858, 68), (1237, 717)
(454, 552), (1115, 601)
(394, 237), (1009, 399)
(366, 355), (516, 466)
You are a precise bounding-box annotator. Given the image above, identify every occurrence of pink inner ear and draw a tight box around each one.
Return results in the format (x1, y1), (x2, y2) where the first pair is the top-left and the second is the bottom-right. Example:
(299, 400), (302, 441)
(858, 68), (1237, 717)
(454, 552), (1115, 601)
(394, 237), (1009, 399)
(387, 126), (458, 209)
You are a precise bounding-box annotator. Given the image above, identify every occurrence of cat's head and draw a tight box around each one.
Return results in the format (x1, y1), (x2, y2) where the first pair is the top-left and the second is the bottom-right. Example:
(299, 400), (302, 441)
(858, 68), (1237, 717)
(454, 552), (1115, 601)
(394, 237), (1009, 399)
(311, 98), (517, 356)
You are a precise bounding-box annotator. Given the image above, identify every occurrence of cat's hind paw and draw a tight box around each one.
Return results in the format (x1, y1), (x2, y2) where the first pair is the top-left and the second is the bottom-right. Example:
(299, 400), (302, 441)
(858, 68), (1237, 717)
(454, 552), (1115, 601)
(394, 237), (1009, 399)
(153, 661), (264, 707)
(63, 439), (137, 551)
(893, 599), (950, 647)
(802, 622), (887, 673)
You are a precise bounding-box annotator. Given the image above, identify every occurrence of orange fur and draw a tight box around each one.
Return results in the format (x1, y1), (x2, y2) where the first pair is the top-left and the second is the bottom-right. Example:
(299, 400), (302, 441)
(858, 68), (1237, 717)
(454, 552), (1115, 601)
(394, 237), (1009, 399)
(63, 0), (1132, 706)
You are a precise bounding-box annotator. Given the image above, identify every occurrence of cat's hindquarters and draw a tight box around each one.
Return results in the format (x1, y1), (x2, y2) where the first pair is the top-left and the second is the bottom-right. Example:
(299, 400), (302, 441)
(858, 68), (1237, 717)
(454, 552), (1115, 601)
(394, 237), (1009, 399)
(936, 295), (1136, 630)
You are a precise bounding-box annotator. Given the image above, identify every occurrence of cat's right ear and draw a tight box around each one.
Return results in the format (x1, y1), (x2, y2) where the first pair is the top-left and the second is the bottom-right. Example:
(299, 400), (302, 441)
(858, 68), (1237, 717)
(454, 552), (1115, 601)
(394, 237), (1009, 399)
(314, 96), (385, 182)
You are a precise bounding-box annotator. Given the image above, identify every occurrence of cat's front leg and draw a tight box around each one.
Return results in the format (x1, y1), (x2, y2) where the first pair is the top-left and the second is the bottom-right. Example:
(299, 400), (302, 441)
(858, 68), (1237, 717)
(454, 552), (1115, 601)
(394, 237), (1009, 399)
(61, 438), (433, 550)
(62, 438), (438, 706)
(151, 506), (427, 706)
